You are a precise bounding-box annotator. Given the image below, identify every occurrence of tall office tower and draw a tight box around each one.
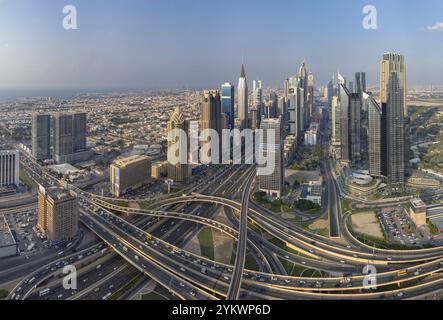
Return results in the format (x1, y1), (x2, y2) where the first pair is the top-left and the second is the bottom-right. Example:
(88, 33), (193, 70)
(355, 72), (366, 95)
(327, 79), (335, 107)
(277, 97), (287, 125)
(37, 185), (78, 242)
(189, 120), (200, 164)
(338, 75), (350, 162)
(348, 81), (355, 93)
(237, 64), (249, 130)
(331, 96), (340, 147)
(287, 92), (298, 138)
(110, 155), (151, 197)
(298, 61), (308, 129)
(54, 113), (74, 163)
(307, 72), (314, 121)
(380, 53), (407, 113)
(0, 149), (19, 188)
(284, 78), (290, 99)
(201, 90), (222, 135)
(221, 82), (235, 130)
(364, 93), (382, 176)
(385, 72), (405, 191)
(167, 107), (190, 183)
(32, 114), (51, 161)
(257, 117), (283, 199)
(380, 53), (410, 177)
(73, 113), (87, 151)
(349, 93), (362, 166)
(269, 91), (278, 119)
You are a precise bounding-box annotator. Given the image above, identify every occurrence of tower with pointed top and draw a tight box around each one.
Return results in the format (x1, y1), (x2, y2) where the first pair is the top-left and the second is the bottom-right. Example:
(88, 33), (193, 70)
(237, 64), (248, 130)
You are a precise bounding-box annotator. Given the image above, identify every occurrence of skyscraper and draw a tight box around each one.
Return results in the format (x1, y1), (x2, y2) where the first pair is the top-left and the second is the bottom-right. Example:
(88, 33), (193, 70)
(32, 114), (51, 161)
(110, 155), (151, 197)
(167, 107), (190, 183)
(380, 53), (408, 189)
(349, 93), (362, 166)
(53, 112), (90, 164)
(252, 80), (263, 120)
(53, 113), (74, 163)
(364, 93), (382, 176)
(237, 64), (248, 130)
(355, 72), (366, 96)
(221, 82), (235, 130)
(386, 72), (405, 191)
(298, 61), (308, 130)
(338, 74), (350, 162)
(307, 72), (314, 122)
(257, 117), (283, 199)
(288, 92), (298, 138)
(201, 90), (222, 135)
(37, 185), (78, 242)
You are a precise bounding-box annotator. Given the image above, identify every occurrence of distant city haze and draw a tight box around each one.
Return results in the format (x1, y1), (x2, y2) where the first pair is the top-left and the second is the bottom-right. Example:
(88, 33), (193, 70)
(0, 0), (443, 90)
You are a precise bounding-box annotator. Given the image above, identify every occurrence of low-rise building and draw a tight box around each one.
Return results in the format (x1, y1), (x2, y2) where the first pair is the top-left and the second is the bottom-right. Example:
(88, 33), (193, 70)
(300, 181), (322, 204)
(151, 160), (168, 179)
(0, 215), (18, 258)
(110, 155), (151, 197)
(409, 198), (427, 227)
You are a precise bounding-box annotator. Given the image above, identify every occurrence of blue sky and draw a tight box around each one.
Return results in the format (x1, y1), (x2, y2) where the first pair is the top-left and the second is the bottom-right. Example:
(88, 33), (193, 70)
(0, 0), (442, 90)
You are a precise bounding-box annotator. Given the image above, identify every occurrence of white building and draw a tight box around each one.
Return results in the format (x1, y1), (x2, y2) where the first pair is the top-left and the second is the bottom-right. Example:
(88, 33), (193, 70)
(0, 149), (20, 187)
(237, 64), (248, 130)
(304, 123), (318, 146)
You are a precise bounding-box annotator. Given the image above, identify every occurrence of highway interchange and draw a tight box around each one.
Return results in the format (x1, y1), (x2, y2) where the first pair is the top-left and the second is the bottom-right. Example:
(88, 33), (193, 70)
(5, 143), (443, 300)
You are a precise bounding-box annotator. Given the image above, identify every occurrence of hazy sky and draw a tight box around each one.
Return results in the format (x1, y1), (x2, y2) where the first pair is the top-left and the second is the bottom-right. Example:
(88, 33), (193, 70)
(0, 0), (442, 90)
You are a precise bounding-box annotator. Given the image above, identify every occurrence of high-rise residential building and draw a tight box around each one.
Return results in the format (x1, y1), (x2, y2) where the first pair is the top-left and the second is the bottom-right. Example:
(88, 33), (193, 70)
(237, 64), (248, 130)
(73, 113), (87, 152)
(385, 72), (405, 191)
(110, 155), (152, 197)
(53, 112), (91, 164)
(167, 107), (190, 183)
(221, 82), (235, 130)
(32, 114), (51, 161)
(364, 93), (382, 176)
(0, 149), (19, 188)
(37, 185), (78, 242)
(349, 93), (362, 166)
(257, 117), (283, 199)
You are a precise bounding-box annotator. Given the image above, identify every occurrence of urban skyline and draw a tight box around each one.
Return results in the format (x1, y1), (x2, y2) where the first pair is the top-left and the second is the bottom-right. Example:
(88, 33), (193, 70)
(3, 0), (443, 308)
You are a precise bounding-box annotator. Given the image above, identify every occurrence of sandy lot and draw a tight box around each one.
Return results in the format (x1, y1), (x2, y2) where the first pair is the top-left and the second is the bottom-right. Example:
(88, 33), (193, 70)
(351, 211), (384, 239)
(309, 219), (328, 230)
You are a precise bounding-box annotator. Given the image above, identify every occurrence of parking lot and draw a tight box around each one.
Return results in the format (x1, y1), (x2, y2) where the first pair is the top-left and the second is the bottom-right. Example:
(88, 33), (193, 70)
(378, 207), (428, 246)
(2, 209), (50, 258)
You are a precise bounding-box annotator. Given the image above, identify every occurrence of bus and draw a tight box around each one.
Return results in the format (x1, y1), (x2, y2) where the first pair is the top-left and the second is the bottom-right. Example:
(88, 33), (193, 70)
(39, 288), (50, 297)
(397, 270), (407, 277)
(102, 292), (112, 300)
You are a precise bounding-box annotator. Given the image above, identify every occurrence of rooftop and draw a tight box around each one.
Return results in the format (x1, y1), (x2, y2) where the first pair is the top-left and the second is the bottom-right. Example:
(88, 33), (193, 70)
(112, 155), (150, 168)
(0, 215), (16, 247)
